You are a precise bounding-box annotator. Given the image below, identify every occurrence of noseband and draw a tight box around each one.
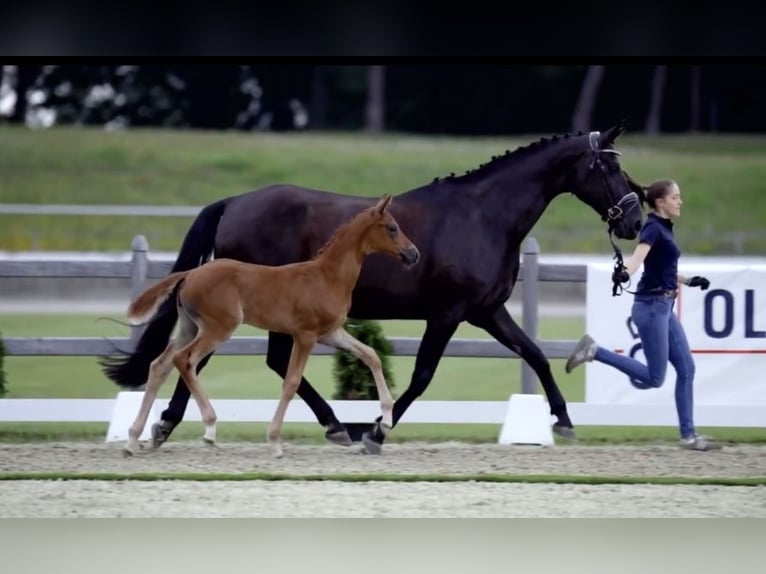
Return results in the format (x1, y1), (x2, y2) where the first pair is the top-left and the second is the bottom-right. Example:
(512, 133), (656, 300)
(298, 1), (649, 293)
(587, 131), (640, 297)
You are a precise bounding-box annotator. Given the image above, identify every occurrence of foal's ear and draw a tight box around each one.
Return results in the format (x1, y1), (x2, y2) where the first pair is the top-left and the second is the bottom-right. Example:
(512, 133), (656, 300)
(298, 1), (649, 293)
(375, 194), (393, 214)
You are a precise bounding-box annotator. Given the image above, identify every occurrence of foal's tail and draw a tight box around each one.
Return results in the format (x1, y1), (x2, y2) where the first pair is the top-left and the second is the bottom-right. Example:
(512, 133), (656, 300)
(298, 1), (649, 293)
(127, 271), (190, 325)
(99, 198), (229, 388)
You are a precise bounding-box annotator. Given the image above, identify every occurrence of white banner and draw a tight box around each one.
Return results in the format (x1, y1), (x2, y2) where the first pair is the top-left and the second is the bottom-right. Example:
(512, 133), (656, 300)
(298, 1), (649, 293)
(585, 262), (766, 406)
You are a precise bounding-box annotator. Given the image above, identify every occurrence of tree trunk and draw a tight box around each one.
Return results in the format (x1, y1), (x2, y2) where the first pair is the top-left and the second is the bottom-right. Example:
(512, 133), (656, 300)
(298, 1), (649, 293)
(309, 66), (328, 130)
(10, 65), (41, 124)
(571, 65), (605, 133)
(365, 65), (385, 133)
(645, 65), (668, 135)
(690, 65), (701, 132)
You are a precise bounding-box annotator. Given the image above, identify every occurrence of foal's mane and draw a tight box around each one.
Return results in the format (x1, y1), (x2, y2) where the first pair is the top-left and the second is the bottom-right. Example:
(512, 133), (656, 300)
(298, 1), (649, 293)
(313, 207), (372, 259)
(432, 131), (589, 185)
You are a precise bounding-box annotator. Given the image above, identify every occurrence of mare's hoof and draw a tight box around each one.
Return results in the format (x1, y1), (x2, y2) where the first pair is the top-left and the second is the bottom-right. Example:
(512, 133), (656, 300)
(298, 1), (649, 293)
(361, 432), (383, 455)
(552, 424), (577, 441)
(151, 421), (175, 450)
(325, 423), (353, 447)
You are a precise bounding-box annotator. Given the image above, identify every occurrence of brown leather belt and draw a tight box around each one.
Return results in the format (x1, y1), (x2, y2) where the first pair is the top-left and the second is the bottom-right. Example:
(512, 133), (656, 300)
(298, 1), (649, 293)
(638, 289), (678, 298)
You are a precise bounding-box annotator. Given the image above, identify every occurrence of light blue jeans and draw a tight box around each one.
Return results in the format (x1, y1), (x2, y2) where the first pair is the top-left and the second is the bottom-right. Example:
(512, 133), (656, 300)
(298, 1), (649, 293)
(593, 294), (697, 439)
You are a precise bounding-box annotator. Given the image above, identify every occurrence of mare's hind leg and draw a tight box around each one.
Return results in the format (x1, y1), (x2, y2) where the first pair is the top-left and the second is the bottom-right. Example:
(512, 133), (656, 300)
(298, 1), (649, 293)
(268, 334), (315, 458)
(319, 328), (395, 450)
(469, 305), (575, 440)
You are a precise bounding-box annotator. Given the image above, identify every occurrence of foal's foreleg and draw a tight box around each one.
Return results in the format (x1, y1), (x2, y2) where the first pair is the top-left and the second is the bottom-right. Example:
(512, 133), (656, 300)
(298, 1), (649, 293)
(319, 328), (394, 431)
(124, 340), (178, 456)
(268, 335), (315, 458)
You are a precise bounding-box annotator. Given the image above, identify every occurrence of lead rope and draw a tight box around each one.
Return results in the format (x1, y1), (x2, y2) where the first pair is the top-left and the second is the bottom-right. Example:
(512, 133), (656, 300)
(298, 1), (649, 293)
(608, 226), (637, 296)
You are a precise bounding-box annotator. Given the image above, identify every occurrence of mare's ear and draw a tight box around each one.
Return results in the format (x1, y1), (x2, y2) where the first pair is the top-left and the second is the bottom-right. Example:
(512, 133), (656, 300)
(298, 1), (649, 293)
(622, 170), (648, 205)
(375, 194), (393, 214)
(601, 119), (627, 144)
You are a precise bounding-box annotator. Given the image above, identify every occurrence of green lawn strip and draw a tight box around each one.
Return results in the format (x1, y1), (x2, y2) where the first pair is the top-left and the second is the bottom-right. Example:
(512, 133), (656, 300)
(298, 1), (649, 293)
(2, 127), (765, 254)
(1, 423), (765, 445)
(0, 471), (762, 487)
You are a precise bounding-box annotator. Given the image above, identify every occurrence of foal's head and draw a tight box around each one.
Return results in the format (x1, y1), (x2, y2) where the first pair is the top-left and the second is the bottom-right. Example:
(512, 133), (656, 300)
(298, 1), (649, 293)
(360, 195), (420, 268)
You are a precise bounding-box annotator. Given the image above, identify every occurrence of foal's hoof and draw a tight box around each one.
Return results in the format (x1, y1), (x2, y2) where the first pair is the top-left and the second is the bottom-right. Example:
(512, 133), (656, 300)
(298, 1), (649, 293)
(325, 424), (352, 447)
(271, 443), (284, 458)
(552, 423), (577, 441)
(151, 421), (175, 450)
(122, 444), (142, 457)
(201, 437), (217, 447)
(361, 432), (383, 455)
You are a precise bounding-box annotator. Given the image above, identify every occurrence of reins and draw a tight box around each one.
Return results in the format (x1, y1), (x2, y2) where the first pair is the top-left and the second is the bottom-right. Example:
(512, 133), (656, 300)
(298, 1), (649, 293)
(607, 224), (637, 297)
(587, 131), (638, 298)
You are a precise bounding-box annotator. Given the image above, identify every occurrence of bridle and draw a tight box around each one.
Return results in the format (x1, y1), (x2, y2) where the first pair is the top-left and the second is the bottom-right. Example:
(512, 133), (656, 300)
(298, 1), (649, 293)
(587, 131), (640, 296)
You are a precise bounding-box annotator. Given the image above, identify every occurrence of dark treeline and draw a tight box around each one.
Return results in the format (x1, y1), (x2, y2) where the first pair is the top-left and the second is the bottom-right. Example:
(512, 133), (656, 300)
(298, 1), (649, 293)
(2, 64), (765, 135)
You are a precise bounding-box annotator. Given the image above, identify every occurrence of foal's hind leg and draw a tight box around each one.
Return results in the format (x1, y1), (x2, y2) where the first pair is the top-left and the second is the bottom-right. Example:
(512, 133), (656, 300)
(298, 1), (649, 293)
(319, 328), (395, 445)
(173, 324), (230, 445)
(124, 340), (179, 456)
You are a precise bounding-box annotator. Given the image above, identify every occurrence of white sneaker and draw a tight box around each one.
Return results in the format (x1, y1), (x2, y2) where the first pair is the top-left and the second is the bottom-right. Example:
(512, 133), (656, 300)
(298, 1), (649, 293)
(679, 435), (722, 451)
(565, 334), (597, 373)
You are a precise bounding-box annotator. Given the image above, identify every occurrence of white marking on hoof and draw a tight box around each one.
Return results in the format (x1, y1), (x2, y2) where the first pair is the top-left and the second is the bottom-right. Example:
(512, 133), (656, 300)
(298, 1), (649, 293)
(123, 438), (140, 457)
(271, 442), (284, 458)
(202, 424), (216, 445)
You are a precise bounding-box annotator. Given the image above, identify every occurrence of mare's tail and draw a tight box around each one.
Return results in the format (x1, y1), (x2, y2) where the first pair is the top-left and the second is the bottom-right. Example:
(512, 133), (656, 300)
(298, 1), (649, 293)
(99, 198), (229, 388)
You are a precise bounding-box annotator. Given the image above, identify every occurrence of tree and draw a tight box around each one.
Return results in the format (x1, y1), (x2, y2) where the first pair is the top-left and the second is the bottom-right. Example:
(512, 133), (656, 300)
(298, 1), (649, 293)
(645, 65), (668, 135)
(9, 65), (42, 124)
(365, 65), (385, 133)
(571, 65), (605, 133)
(690, 65), (701, 131)
(309, 65), (329, 130)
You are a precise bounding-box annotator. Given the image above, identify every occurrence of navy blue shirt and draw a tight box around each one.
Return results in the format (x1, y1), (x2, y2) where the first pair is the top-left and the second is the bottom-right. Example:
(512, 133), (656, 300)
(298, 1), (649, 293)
(635, 212), (681, 293)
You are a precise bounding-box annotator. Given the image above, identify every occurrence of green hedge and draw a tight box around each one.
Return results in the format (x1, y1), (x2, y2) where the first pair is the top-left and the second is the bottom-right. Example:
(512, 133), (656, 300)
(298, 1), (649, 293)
(332, 320), (395, 400)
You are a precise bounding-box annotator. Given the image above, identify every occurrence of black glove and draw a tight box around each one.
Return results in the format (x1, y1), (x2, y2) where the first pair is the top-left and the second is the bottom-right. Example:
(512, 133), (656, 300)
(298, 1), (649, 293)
(612, 268), (630, 284)
(687, 276), (710, 290)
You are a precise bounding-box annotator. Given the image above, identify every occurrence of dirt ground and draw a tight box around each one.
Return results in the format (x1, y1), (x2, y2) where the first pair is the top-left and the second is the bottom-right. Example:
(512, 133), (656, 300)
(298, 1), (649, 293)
(1, 441), (764, 517)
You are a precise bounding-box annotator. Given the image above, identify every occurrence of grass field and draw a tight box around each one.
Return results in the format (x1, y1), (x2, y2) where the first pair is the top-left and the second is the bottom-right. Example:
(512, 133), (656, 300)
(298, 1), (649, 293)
(2, 312), (765, 445)
(2, 127), (766, 254)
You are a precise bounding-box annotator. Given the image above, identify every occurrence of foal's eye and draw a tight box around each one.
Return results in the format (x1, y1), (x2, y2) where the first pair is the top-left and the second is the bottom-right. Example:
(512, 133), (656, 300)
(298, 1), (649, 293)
(387, 224), (398, 234)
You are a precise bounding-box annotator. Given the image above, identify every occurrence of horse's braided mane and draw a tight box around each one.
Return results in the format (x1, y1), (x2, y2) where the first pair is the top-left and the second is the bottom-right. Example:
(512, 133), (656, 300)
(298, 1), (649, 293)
(432, 131), (586, 184)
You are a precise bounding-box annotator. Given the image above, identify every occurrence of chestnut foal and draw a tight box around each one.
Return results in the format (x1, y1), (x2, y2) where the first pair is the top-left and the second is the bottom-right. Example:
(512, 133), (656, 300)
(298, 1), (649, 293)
(121, 195), (419, 457)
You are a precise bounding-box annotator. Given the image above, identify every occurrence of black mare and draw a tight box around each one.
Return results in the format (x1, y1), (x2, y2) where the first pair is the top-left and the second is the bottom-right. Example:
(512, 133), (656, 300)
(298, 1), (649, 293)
(101, 123), (644, 454)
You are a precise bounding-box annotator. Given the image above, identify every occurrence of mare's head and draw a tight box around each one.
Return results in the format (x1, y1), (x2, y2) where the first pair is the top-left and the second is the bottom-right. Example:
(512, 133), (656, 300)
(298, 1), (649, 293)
(564, 122), (643, 240)
(360, 195), (420, 268)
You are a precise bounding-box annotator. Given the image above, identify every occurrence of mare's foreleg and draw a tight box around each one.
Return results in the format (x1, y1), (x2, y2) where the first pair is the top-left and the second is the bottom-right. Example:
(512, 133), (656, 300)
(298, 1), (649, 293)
(363, 316), (461, 454)
(469, 306), (575, 439)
